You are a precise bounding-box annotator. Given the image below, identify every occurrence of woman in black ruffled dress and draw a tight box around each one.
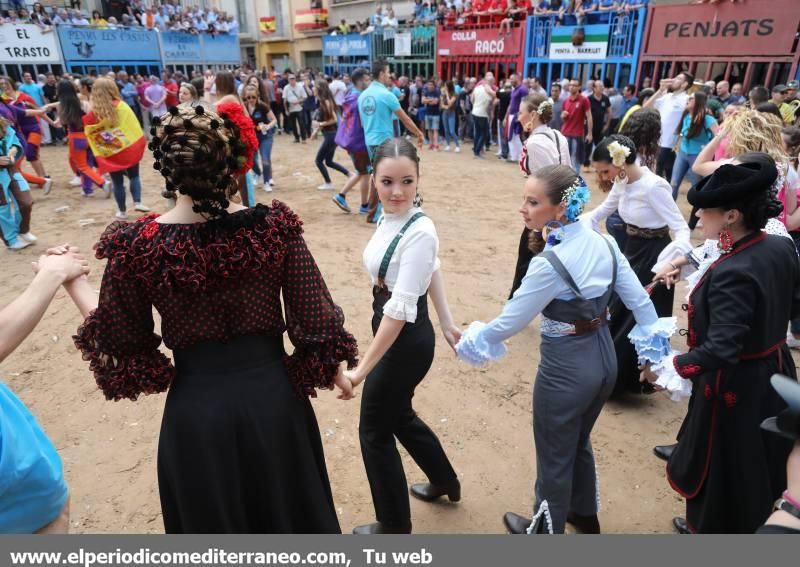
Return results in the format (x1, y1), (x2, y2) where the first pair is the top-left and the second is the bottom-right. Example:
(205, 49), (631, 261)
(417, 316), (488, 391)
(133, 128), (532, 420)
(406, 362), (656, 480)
(64, 104), (359, 533)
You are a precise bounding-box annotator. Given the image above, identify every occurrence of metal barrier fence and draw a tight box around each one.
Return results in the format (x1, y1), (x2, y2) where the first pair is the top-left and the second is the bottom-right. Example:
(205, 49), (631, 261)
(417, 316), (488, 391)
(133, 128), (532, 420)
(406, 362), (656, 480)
(523, 8), (646, 89)
(372, 24), (436, 78)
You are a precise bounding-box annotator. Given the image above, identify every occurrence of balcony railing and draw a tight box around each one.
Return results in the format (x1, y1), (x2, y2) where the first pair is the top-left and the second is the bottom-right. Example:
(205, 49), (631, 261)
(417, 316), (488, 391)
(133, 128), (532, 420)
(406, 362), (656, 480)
(373, 24), (436, 61)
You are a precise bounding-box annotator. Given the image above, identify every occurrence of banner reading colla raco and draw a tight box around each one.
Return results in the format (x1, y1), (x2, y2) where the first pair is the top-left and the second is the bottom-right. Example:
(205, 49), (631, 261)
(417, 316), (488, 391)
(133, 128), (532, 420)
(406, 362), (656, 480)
(0, 24), (61, 64)
(437, 27), (523, 57)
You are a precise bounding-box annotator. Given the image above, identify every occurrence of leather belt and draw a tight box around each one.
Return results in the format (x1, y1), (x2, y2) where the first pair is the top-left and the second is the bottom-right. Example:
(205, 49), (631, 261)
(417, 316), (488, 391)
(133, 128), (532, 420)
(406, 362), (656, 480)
(626, 224), (670, 239)
(572, 316), (608, 336)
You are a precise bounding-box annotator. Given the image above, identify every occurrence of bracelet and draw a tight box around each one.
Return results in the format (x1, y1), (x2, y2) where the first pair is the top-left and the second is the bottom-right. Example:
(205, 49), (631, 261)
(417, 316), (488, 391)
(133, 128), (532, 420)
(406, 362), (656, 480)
(784, 490), (800, 510)
(774, 495), (800, 521)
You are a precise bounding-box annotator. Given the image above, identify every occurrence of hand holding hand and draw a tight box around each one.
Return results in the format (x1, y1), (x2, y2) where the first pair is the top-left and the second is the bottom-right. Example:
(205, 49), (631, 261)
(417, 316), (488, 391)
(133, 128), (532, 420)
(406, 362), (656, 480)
(333, 366), (355, 400)
(639, 363), (661, 389)
(33, 247), (89, 283)
(442, 324), (463, 354)
(653, 266), (680, 290)
(344, 368), (365, 390)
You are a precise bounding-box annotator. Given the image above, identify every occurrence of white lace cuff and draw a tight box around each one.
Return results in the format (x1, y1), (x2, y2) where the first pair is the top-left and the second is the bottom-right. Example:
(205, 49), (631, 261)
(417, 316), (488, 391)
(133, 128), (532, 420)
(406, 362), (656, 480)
(383, 290), (419, 323)
(652, 353), (692, 401)
(627, 316), (676, 365)
(456, 321), (508, 367)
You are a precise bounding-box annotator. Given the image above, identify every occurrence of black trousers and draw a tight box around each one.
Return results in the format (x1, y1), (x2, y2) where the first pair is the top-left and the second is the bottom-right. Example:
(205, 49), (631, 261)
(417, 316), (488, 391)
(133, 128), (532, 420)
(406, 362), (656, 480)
(359, 289), (457, 528)
(286, 111), (306, 142)
(656, 147), (676, 182)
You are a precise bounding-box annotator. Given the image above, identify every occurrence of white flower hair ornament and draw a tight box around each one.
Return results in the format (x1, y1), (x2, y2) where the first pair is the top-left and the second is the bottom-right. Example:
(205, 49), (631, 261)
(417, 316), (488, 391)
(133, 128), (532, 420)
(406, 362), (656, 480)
(607, 140), (631, 168)
(537, 99), (553, 116)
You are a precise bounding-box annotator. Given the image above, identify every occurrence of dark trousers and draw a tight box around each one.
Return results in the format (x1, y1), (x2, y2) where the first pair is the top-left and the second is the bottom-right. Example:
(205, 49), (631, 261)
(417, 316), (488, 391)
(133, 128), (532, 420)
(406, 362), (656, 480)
(271, 101), (283, 131)
(606, 210), (627, 251)
(359, 292), (457, 527)
(656, 147), (676, 182)
(286, 111), (306, 142)
(472, 116), (489, 157)
(315, 130), (349, 183)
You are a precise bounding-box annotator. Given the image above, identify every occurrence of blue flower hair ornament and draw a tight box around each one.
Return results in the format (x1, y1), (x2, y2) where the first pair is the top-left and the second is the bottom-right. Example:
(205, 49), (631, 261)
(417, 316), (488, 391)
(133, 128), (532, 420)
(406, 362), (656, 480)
(562, 176), (591, 222)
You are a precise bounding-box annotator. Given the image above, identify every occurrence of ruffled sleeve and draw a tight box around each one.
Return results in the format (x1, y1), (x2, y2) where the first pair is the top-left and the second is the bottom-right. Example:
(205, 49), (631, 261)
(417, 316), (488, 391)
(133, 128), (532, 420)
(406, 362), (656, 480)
(281, 229), (358, 398)
(455, 322), (508, 366)
(73, 222), (175, 401)
(627, 316), (676, 365)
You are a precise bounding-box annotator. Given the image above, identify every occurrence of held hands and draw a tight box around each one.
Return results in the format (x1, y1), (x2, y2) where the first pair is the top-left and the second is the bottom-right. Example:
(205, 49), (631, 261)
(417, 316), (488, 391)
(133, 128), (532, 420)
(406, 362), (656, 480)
(652, 266), (681, 290)
(638, 363), (664, 391)
(32, 244), (89, 283)
(442, 324), (463, 354)
(333, 365), (355, 400)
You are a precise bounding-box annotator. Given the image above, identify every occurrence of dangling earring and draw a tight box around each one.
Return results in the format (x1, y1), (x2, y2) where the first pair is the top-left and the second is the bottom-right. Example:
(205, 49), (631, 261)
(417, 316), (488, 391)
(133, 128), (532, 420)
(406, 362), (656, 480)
(542, 220), (565, 247)
(615, 167), (627, 183)
(718, 224), (734, 254)
(413, 192), (423, 208)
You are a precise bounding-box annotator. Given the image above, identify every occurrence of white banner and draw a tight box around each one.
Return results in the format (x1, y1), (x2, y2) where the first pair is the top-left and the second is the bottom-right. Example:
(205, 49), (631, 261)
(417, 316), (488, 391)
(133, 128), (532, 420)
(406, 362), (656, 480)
(0, 24), (61, 64)
(394, 32), (411, 57)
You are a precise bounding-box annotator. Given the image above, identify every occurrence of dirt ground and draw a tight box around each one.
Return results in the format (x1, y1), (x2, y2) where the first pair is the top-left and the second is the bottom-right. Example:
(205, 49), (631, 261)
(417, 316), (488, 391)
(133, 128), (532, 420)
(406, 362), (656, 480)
(2, 134), (784, 534)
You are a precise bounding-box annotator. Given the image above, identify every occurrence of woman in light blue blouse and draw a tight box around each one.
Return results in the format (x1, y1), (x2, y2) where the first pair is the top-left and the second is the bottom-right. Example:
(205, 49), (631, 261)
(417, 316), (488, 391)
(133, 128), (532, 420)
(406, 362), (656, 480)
(670, 91), (719, 200)
(456, 164), (675, 535)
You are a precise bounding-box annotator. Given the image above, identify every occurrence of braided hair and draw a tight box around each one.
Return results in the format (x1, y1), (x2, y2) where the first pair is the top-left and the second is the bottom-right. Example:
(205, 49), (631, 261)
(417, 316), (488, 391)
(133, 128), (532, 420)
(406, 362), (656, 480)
(150, 104), (245, 219)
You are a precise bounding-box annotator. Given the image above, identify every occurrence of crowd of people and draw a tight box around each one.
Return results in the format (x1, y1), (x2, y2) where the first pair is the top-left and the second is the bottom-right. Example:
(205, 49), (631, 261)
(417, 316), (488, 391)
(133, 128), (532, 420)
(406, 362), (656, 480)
(1, 53), (800, 539)
(2, 0), (238, 35)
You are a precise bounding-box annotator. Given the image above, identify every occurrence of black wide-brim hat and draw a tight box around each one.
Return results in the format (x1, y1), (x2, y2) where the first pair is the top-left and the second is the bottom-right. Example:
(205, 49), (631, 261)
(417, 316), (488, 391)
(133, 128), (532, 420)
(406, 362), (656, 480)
(687, 158), (778, 209)
(761, 374), (800, 441)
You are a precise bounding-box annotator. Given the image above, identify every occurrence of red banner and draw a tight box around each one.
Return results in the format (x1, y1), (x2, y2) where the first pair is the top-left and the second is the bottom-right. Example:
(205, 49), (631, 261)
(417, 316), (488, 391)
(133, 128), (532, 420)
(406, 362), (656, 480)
(644, 0), (798, 57)
(437, 26), (523, 58)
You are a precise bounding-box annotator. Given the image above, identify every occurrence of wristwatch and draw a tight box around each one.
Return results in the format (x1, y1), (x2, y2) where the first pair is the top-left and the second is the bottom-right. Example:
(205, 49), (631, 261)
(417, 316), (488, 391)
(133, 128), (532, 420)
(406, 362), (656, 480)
(774, 494), (800, 521)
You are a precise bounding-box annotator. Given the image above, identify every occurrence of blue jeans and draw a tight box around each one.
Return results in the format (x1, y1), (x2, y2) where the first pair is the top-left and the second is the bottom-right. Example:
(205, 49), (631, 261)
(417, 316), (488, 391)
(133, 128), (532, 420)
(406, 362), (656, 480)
(110, 164), (142, 213)
(473, 116), (489, 157)
(442, 111), (459, 147)
(670, 150), (700, 200)
(566, 136), (584, 174)
(315, 130), (349, 183)
(606, 210), (627, 251)
(252, 132), (275, 182)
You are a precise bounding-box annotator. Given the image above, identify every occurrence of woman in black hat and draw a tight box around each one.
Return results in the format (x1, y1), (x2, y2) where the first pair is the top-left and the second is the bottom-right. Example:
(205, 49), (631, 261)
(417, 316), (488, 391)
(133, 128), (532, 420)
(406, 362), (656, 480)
(643, 155), (800, 534)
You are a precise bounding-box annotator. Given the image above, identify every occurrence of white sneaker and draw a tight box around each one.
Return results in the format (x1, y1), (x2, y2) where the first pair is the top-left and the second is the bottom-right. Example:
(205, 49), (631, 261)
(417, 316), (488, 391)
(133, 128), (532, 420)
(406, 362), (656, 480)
(69, 176), (81, 186)
(455, 147), (461, 153)
(19, 232), (38, 243)
(134, 202), (150, 212)
(102, 180), (112, 199)
(317, 182), (335, 191)
(8, 239), (32, 250)
(268, 179), (275, 186)
(788, 329), (800, 350)
(42, 177), (53, 195)
(444, 145), (451, 151)
(115, 211), (128, 220)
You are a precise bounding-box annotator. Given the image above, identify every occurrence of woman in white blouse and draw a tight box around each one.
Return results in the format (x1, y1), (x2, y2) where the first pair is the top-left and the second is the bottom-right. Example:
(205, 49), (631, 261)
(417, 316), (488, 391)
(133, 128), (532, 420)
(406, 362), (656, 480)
(585, 134), (692, 396)
(345, 138), (461, 535)
(510, 92), (572, 296)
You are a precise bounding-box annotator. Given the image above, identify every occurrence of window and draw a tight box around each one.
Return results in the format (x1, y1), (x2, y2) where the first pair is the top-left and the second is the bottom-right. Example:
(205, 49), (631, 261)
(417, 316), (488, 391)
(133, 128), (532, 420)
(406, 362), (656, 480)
(236, 0), (248, 31)
(269, 0), (286, 36)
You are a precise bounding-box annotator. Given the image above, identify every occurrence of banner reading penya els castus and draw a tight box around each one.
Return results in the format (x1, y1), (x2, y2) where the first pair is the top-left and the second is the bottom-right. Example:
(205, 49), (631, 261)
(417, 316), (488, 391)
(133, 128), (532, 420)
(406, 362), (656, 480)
(0, 24), (61, 64)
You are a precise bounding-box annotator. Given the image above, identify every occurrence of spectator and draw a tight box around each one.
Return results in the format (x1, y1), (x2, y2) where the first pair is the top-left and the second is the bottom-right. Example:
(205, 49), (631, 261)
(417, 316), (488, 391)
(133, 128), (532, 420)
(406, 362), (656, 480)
(561, 78), (593, 174)
(421, 79), (441, 151)
(749, 85), (770, 108)
(144, 74), (167, 120)
(471, 73), (496, 159)
(90, 9), (107, 27)
(382, 8), (399, 27)
(549, 82), (564, 131)
(620, 84), (637, 118)
(643, 71), (693, 181)
(329, 72), (347, 109)
(608, 86), (624, 133)
(161, 70), (178, 108)
(283, 73), (308, 143)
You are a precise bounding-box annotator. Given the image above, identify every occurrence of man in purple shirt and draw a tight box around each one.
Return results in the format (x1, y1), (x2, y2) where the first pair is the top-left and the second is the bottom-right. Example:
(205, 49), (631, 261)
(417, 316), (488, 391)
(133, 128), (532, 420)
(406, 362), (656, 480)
(505, 73), (528, 163)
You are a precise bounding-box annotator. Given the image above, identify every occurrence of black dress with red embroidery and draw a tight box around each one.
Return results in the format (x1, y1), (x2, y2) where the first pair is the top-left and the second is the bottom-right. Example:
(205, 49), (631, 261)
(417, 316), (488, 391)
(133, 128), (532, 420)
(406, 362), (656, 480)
(73, 202), (358, 534)
(667, 231), (800, 534)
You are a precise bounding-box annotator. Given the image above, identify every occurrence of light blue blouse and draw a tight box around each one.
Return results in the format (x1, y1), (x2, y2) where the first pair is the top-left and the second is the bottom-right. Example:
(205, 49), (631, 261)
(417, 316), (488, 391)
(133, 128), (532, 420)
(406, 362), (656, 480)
(457, 219), (675, 365)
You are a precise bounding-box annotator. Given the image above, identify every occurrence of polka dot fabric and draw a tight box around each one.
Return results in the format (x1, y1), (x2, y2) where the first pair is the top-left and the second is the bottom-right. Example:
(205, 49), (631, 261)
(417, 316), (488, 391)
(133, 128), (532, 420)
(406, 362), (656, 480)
(73, 201), (359, 401)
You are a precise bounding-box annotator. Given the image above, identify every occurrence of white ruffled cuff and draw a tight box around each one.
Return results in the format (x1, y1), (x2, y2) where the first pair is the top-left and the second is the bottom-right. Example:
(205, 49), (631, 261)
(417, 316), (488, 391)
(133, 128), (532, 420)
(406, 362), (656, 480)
(652, 353), (692, 401)
(456, 321), (508, 367)
(383, 291), (419, 323)
(653, 241), (693, 274)
(627, 316), (676, 365)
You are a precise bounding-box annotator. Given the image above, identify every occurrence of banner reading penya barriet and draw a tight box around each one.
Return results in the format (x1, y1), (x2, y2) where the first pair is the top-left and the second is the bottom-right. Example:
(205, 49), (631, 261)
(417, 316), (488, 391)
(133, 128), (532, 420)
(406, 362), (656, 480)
(0, 24), (61, 65)
(436, 26), (523, 57)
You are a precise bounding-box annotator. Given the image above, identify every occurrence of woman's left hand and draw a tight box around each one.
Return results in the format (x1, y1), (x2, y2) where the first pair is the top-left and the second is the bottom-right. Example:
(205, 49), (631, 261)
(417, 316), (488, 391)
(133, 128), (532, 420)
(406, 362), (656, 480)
(639, 363), (660, 386)
(333, 366), (355, 400)
(442, 324), (463, 353)
(344, 368), (365, 390)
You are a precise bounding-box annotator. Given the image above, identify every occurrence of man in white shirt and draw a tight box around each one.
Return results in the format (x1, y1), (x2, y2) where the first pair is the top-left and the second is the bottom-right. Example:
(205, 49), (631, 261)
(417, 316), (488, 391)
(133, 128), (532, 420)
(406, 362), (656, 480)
(283, 74), (308, 143)
(471, 74), (496, 159)
(643, 71), (693, 183)
(227, 17), (239, 35)
(329, 72), (347, 109)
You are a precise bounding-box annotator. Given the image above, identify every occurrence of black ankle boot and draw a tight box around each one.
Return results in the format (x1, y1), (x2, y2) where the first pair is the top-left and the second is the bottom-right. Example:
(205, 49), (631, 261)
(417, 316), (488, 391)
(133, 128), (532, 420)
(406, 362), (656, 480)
(566, 513), (601, 534)
(352, 522), (412, 535)
(410, 478), (461, 502)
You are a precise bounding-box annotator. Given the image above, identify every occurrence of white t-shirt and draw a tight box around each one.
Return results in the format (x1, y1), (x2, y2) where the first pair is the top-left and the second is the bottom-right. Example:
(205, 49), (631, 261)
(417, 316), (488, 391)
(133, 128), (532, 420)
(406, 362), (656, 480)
(471, 85), (492, 118)
(525, 125), (571, 172)
(363, 207), (441, 323)
(654, 91), (689, 149)
(329, 79), (347, 106)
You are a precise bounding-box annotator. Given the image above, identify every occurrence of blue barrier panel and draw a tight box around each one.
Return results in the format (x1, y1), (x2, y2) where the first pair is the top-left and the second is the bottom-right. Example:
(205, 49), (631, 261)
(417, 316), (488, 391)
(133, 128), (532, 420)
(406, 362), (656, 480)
(322, 33), (371, 76)
(202, 33), (240, 64)
(161, 31), (203, 63)
(523, 8), (646, 89)
(57, 26), (161, 65)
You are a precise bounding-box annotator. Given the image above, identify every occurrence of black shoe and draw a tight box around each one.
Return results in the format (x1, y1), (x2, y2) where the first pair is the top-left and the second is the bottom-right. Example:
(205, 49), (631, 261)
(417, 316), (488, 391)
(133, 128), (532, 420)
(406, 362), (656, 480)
(653, 443), (677, 462)
(566, 513), (601, 534)
(503, 511), (533, 534)
(352, 522), (412, 535)
(410, 478), (461, 502)
(672, 516), (692, 534)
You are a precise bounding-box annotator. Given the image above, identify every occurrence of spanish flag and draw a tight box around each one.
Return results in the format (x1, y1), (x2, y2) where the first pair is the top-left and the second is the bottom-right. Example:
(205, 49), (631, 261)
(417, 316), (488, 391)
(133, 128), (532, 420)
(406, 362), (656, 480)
(259, 16), (276, 34)
(294, 8), (327, 31)
(83, 101), (146, 174)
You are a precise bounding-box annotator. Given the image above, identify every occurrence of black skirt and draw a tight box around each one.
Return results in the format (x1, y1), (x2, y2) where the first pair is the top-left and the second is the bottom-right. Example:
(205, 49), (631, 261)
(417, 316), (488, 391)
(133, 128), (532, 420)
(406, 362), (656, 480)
(157, 334), (341, 534)
(608, 233), (675, 396)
